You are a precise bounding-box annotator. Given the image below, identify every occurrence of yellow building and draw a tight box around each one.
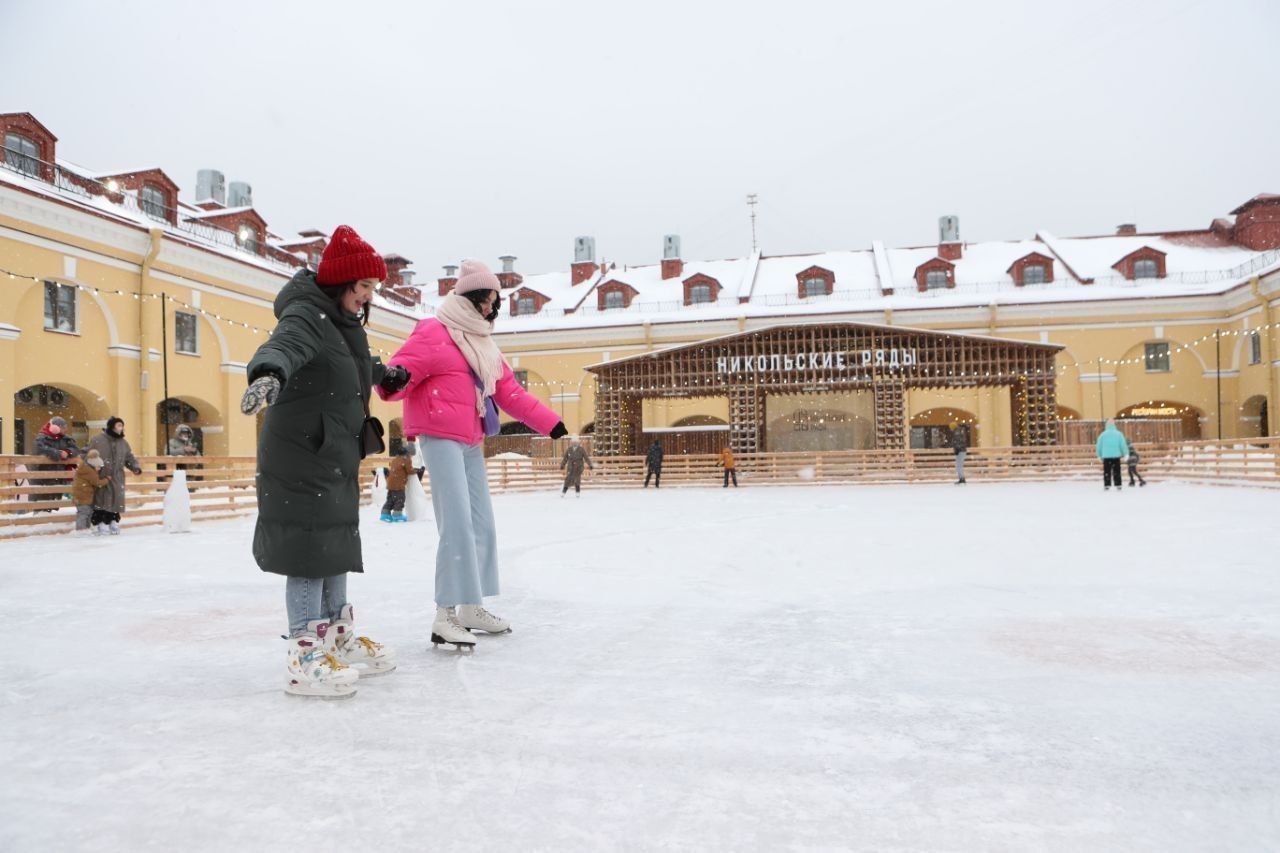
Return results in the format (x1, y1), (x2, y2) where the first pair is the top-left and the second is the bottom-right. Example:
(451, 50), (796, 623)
(4, 108), (1279, 455)
(468, 205), (1280, 451)
(1, 112), (417, 456)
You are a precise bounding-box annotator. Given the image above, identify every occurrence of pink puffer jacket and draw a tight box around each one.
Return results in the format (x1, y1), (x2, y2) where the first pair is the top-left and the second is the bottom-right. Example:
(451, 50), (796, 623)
(377, 318), (561, 445)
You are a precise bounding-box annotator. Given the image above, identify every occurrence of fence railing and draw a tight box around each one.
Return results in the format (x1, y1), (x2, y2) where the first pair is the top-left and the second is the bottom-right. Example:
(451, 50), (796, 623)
(3, 438), (1277, 537)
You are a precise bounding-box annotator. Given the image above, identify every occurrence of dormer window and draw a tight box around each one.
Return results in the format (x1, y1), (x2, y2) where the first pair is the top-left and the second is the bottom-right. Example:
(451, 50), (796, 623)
(1023, 264), (1047, 284)
(514, 296), (537, 316)
(236, 225), (260, 254)
(1113, 246), (1166, 281)
(682, 273), (722, 306)
(604, 290), (625, 310)
(141, 183), (168, 221)
(924, 270), (949, 289)
(795, 265), (835, 299)
(596, 280), (638, 311)
(3, 132), (39, 178)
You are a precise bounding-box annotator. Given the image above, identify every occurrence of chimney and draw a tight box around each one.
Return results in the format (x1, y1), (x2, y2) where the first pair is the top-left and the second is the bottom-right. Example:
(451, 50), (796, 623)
(438, 264), (458, 296)
(661, 234), (683, 280)
(1116, 223), (1137, 236)
(196, 169), (225, 206)
(497, 255), (523, 289)
(571, 236), (597, 285)
(938, 215), (962, 261)
(228, 181), (253, 208)
(401, 270), (415, 289)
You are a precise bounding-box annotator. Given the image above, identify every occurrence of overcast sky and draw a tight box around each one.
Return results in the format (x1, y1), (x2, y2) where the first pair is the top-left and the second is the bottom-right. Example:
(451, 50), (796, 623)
(5, 0), (1277, 278)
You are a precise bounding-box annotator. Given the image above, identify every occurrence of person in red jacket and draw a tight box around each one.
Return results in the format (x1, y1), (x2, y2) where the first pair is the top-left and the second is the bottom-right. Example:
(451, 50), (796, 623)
(379, 260), (566, 650)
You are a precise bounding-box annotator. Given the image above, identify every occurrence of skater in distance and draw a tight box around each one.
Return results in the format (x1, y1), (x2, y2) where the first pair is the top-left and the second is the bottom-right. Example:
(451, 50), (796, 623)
(379, 259), (566, 652)
(560, 435), (593, 497)
(241, 224), (400, 698)
(1095, 419), (1131, 491)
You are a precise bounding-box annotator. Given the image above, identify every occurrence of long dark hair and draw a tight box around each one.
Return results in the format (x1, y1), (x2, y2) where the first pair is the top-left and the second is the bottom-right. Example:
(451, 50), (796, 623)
(463, 289), (500, 322)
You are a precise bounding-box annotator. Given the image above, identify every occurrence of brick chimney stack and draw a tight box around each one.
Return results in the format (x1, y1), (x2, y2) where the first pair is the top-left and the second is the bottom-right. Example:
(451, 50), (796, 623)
(938, 215), (962, 261)
(496, 255), (523, 289)
(571, 236), (597, 286)
(1116, 223), (1137, 236)
(661, 234), (683, 280)
(438, 264), (459, 296)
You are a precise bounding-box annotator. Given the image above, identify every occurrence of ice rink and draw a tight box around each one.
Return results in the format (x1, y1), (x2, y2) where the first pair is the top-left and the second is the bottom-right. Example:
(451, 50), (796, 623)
(3, 481), (1278, 851)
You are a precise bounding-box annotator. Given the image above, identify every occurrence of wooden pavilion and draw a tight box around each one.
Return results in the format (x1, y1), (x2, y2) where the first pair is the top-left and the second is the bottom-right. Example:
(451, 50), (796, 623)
(586, 322), (1063, 456)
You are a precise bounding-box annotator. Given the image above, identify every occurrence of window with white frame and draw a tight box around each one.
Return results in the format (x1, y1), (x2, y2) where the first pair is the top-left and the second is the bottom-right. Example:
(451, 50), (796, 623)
(43, 281), (76, 332)
(1133, 258), (1158, 279)
(603, 290), (625, 310)
(141, 184), (168, 221)
(802, 278), (827, 298)
(690, 284), (713, 304)
(175, 311), (198, 354)
(4, 132), (40, 178)
(924, 269), (949, 290)
(1022, 264), (1047, 284)
(1250, 330), (1262, 365)
(1144, 342), (1170, 372)
(514, 296), (536, 316)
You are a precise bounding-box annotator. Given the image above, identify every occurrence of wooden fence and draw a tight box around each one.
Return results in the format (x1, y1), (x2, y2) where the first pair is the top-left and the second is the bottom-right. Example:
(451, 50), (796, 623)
(3, 437), (1277, 537)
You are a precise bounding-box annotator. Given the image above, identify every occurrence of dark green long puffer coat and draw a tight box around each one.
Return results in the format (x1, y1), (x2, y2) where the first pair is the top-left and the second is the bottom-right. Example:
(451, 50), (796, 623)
(246, 269), (383, 578)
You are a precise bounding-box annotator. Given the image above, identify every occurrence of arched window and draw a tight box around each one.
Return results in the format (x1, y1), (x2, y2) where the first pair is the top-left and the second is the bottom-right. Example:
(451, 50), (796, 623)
(604, 290), (625, 310)
(1022, 264), (1047, 284)
(925, 270), (949, 289)
(514, 296), (537, 316)
(690, 283), (713, 304)
(3, 132), (40, 178)
(1133, 258), (1158, 279)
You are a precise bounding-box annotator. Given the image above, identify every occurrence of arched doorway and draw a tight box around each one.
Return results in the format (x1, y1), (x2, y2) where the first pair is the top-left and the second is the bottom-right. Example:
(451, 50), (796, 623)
(1240, 395), (1268, 438)
(157, 398), (204, 455)
(1116, 401), (1202, 440)
(13, 383), (97, 454)
(1056, 405), (1081, 421)
(910, 407), (978, 450)
(671, 415), (727, 428)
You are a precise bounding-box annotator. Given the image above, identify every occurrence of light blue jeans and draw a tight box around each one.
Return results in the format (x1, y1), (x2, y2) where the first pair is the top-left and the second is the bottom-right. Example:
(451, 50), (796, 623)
(286, 574), (348, 637)
(955, 449), (967, 480)
(421, 437), (499, 607)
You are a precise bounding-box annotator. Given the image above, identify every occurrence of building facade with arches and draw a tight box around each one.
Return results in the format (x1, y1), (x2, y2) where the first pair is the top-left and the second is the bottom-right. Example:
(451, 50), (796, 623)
(1, 111), (417, 456)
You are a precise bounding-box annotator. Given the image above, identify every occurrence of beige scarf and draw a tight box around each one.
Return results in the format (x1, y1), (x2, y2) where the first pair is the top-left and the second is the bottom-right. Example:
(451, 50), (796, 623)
(435, 293), (504, 415)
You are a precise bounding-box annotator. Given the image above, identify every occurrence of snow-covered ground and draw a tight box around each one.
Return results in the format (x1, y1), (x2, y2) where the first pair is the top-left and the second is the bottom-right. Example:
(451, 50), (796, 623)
(3, 482), (1278, 852)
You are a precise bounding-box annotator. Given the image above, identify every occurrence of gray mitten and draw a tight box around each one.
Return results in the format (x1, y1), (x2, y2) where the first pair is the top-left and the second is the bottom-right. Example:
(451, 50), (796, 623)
(241, 374), (282, 415)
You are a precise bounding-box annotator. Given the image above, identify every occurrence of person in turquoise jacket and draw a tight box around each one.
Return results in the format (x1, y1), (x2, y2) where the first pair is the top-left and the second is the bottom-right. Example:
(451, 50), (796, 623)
(1095, 419), (1131, 490)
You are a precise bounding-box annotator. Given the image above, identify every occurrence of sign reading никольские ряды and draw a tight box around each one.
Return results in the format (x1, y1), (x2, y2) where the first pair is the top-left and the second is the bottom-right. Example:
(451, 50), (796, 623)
(716, 349), (920, 374)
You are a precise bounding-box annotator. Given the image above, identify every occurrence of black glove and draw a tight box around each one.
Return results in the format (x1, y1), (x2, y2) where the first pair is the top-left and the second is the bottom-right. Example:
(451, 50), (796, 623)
(379, 365), (411, 394)
(241, 374), (282, 415)
(550, 422), (568, 439)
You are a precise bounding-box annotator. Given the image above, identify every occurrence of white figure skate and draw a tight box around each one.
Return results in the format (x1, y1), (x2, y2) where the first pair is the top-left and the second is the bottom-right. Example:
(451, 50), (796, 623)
(285, 621), (358, 699)
(327, 604), (396, 676)
(431, 607), (476, 653)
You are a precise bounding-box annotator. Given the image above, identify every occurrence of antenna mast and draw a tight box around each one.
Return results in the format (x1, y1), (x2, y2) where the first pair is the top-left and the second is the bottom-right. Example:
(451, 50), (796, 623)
(746, 193), (759, 253)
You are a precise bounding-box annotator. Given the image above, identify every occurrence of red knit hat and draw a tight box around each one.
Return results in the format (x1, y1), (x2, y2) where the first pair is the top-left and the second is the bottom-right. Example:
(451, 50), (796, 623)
(316, 225), (387, 285)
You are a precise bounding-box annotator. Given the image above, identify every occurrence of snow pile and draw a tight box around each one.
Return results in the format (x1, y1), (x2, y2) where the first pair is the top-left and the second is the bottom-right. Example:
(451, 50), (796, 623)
(161, 470), (191, 533)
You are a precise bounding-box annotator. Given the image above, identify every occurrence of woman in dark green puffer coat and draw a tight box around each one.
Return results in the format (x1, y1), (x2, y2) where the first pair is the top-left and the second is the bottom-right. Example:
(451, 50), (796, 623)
(241, 225), (411, 698)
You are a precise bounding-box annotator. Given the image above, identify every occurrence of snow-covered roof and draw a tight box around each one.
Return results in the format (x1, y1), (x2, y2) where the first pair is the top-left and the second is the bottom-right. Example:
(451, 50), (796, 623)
(456, 226), (1280, 335)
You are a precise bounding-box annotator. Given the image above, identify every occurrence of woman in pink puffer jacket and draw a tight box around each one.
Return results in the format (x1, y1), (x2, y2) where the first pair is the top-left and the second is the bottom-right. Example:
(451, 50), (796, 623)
(379, 260), (565, 650)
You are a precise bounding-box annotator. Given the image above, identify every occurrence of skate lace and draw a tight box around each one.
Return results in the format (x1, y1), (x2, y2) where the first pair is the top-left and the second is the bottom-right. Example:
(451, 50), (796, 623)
(473, 607), (499, 625)
(323, 652), (349, 671)
(356, 636), (381, 653)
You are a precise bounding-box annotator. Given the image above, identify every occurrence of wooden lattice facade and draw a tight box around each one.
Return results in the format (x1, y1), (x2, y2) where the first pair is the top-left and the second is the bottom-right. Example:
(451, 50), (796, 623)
(587, 322), (1062, 456)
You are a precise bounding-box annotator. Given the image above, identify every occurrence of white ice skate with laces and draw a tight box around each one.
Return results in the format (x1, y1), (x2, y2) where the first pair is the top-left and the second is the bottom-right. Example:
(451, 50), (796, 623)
(455, 604), (511, 634)
(327, 604), (395, 676)
(285, 621), (358, 699)
(431, 607), (476, 652)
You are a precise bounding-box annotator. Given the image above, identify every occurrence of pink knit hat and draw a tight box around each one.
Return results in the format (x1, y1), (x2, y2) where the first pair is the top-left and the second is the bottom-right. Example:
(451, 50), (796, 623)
(453, 260), (500, 295)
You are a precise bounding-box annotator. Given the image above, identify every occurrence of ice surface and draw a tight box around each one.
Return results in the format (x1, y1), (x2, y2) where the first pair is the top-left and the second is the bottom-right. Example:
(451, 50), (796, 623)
(2, 482), (1278, 851)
